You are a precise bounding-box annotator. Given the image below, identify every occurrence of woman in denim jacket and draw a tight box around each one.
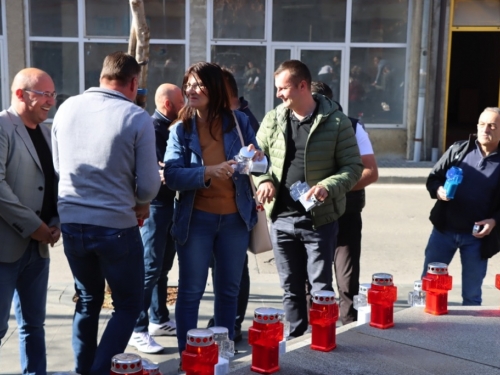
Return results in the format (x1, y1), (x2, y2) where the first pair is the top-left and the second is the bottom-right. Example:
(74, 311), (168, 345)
(164, 62), (263, 355)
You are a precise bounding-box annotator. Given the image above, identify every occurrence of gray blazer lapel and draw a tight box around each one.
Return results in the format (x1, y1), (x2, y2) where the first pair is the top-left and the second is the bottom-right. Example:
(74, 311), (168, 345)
(8, 108), (43, 171)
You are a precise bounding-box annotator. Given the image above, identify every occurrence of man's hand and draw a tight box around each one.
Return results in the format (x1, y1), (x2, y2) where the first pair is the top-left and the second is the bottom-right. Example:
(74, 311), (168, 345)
(30, 222), (55, 246)
(256, 181), (276, 204)
(436, 186), (450, 201)
(49, 226), (61, 246)
(303, 185), (329, 202)
(472, 218), (496, 238)
(205, 160), (237, 180)
(159, 161), (166, 185)
(134, 203), (150, 220)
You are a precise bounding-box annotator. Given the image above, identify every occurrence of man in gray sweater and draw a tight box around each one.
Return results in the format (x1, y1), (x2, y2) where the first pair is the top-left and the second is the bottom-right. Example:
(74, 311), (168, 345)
(52, 51), (160, 375)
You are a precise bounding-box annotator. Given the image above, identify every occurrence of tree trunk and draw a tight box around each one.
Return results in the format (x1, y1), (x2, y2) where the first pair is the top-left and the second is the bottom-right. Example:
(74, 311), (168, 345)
(129, 0), (150, 109)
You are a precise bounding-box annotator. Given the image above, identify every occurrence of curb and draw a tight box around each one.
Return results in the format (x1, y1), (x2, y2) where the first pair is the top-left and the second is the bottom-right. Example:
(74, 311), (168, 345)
(376, 176), (427, 185)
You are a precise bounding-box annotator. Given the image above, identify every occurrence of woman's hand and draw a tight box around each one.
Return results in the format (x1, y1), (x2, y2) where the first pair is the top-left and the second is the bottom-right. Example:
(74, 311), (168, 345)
(247, 144), (265, 161)
(205, 160), (237, 180)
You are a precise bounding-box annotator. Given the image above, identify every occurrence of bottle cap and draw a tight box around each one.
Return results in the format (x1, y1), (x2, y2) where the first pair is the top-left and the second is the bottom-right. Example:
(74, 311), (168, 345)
(359, 283), (372, 295)
(239, 147), (255, 159)
(186, 329), (215, 347)
(111, 353), (143, 374)
(253, 307), (280, 324)
(427, 262), (448, 275)
(372, 273), (394, 286)
(312, 290), (337, 305)
(209, 326), (229, 341)
(414, 280), (423, 291)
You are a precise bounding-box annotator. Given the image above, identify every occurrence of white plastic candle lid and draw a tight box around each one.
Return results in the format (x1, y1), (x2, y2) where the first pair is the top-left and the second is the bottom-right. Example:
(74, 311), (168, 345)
(427, 262), (448, 275)
(372, 273), (394, 286)
(239, 147), (255, 159)
(414, 280), (423, 291)
(312, 290), (336, 305)
(275, 309), (285, 319)
(187, 328), (215, 347)
(359, 283), (372, 295)
(254, 307), (280, 324)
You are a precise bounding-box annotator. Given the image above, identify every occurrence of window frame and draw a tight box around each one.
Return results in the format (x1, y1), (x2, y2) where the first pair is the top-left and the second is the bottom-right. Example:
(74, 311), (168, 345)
(0, 0), (8, 110)
(24, 0), (190, 121)
(207, 0), (412, 128)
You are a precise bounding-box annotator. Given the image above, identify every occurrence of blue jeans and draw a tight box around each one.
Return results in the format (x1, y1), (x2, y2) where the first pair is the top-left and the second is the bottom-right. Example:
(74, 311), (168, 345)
(175, 210), (249, 355)
(422, 227), (488, 305)
(271, 214), (338, 337)
(0, 241), (49, 375)
(62, 224), (144, 375)
(135, 201), (176, 332)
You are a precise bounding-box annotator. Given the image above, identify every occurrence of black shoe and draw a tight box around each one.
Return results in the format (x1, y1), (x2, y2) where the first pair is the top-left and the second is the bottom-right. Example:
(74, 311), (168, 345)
(233, 328), (243, 343)
(206, 317), (215, 329)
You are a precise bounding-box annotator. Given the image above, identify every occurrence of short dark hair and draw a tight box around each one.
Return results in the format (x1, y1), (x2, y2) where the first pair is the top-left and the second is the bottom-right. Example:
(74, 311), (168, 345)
(178, 62), (233, 137)
(274, 60), (312, 89)
(222, 68), (239, 99)
(100, 51), (141, 86)
(311, 81), (333, 100)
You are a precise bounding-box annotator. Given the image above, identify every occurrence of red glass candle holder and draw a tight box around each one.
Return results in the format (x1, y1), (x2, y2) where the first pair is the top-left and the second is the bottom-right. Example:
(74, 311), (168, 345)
(309, 290), (338, 352)
(367, 273), (397, 329)
(110, 353), (143, 375)
(182, 329), (218, 375)
(248, 307), (282, 374)
(422, 262), (453, 315)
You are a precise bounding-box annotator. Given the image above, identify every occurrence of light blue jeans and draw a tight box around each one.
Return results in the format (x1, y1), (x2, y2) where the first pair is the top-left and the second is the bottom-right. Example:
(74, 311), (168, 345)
(62, 224), (144, 375)
(175, 209), (249, 355)
(0, 241), (49, 375)
(422, 227), (488, 305)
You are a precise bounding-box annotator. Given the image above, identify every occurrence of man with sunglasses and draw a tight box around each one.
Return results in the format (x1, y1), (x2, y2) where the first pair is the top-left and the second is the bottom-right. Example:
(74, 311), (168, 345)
(0, 68), (59, 375)
(423, 107), (500, 306)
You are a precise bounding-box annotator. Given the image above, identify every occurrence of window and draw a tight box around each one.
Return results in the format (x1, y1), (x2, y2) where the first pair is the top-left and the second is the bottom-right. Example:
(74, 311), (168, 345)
(348, 48), (407, 124)
(29, 0), (78, 37)
(27, 0), (187, 116)
(272, 0), (346, 42)
(351, 0), (408, 43)
(212, 45), (267, 121)
(213, 0), (265, 39)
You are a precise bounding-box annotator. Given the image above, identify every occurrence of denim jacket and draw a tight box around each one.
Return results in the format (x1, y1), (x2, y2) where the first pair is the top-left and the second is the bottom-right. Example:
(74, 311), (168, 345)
(164, 110), (258, 245)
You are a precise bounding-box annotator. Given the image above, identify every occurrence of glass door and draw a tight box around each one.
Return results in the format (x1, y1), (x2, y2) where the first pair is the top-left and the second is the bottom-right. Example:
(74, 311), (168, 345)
(268, 46), (345, 113)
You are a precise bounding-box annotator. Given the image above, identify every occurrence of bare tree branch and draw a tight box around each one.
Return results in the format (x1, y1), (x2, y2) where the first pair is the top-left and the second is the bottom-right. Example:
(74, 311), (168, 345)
(129, 0), (150, 109)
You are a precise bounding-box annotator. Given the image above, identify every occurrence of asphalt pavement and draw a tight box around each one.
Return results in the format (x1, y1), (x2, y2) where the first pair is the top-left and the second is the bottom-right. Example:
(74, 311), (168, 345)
(2, 159), (500, 375)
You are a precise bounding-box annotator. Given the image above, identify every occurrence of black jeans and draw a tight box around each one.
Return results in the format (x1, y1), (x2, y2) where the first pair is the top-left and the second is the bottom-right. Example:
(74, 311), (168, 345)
(334, 212), (362, 324)
(271, 214), (337, 338)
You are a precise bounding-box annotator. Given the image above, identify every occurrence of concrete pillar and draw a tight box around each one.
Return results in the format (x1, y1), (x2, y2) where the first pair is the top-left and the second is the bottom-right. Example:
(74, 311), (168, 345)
(5, 0), (26, 88)
(189, 0), (207, 65)
(405, 0), (424, 160)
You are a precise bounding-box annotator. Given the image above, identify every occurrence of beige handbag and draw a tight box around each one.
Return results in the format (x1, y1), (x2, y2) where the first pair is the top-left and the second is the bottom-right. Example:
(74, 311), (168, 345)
(233, 113), (273, 254)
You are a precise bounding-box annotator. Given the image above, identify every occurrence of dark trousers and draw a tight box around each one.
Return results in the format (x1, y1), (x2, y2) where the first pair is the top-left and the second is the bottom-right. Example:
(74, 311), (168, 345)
(271, 214), (337, 338)
(334, 212), (362, 324)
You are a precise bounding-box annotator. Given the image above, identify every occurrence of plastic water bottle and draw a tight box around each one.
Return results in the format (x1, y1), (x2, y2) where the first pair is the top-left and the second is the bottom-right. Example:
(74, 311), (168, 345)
(443, 166), (463, 199)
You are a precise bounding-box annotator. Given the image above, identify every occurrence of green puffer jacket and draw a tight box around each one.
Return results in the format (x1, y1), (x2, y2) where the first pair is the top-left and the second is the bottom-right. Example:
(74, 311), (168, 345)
(253, 94), (363, 229)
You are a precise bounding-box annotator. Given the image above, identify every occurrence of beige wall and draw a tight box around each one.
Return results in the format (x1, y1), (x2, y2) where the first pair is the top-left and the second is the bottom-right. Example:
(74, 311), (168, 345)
(366, 128), (407, 158)
(189, 0), (207, 65)
(5, 0), (26, 89)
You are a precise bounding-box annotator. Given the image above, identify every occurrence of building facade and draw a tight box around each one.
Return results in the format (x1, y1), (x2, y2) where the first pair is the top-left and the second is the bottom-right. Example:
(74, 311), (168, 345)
(0, 0), (498, 159)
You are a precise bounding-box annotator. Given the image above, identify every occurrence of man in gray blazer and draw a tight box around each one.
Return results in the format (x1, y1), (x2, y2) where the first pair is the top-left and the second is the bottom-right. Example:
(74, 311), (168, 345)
(0, 68), (60, 375)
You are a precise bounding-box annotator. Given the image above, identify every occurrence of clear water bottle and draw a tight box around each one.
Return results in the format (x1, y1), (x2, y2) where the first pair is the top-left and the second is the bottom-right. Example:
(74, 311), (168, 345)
(443, 166), (463, 199)
(408, 280), (426, 307)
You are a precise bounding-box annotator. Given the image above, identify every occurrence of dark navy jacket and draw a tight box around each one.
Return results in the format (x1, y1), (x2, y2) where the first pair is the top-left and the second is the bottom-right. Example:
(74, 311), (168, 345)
(152, 110), (176, 204)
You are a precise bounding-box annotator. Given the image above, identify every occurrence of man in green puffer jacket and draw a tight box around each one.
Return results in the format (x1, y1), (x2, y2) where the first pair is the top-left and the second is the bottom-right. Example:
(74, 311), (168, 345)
(254, 60), (363, 338)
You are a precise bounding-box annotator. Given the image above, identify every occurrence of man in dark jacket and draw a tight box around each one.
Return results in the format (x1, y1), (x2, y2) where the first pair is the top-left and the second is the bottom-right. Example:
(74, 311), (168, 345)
(423, 107), (500, 306)
(129, 83), (184, 353)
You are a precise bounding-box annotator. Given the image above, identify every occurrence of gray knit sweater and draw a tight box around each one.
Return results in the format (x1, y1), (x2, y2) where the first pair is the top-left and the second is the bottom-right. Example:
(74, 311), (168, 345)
(52, 87), (160, 228)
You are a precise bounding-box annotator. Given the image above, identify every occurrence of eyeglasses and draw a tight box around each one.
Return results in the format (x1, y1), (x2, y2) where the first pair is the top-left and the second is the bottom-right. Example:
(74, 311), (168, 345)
(477, 122), (498, 130)
(183, 83), (205, 92)
(24, 89), (57, 99)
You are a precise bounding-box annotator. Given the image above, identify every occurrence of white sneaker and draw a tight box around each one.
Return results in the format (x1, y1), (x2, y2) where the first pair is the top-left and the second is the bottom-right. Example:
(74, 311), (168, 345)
(128, 331), (164, 354)
(149, 320), (177, 336)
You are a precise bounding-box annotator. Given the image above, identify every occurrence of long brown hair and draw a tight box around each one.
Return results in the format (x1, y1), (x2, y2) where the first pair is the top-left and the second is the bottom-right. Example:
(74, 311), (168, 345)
(178, 62), (235, 138)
